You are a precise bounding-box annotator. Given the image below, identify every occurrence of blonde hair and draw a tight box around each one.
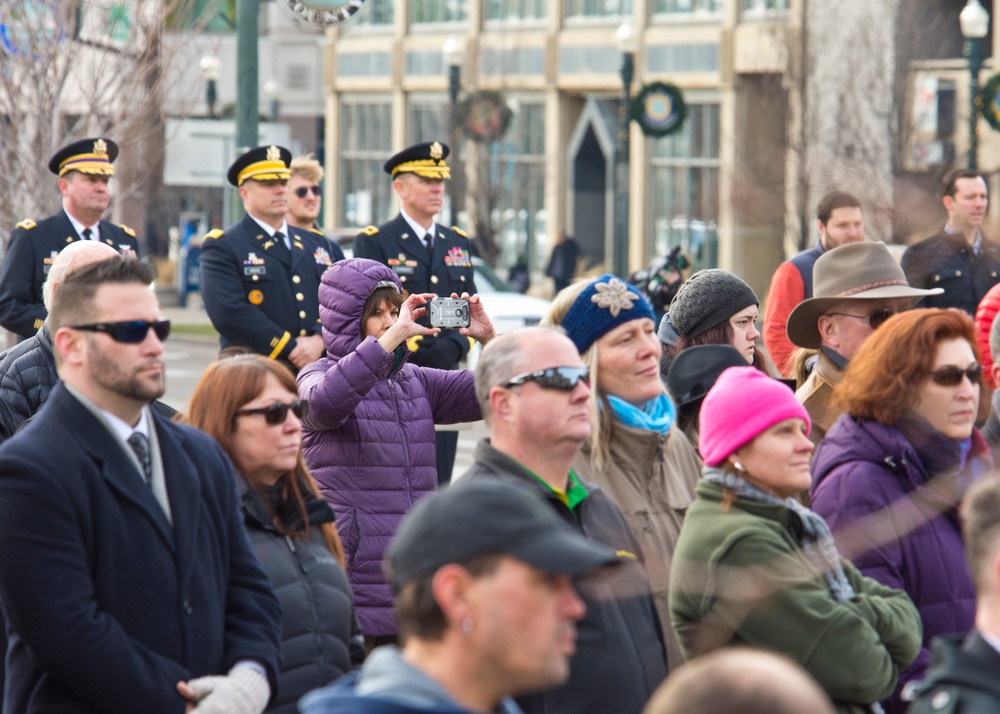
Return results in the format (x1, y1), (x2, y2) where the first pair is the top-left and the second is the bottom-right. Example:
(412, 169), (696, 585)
(542, 280), (614, 469)
(290, 153), (323, 183)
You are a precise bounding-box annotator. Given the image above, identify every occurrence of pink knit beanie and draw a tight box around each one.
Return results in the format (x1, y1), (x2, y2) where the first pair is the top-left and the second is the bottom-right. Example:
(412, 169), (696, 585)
(698, 366), (811, 467)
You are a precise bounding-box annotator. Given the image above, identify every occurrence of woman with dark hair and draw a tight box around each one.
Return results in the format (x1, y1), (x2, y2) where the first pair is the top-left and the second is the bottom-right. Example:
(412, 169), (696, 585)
(185, 354), (363, 714)
(659, 269), (776, 376)
(670, 366), (921, 714)
(811, 308), (992, 713)
(297, 258), (494, 648)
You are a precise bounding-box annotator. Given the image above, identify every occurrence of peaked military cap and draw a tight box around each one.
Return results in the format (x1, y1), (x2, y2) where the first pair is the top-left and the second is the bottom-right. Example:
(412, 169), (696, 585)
(383, 141), (451, 179)
(48, 138), (118, 177)
(227, 145), (292, 187)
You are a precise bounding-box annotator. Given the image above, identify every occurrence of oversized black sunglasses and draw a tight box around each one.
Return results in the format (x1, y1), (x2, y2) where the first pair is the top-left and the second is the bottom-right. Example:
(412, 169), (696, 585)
(236, 399), (309, 425)
(930, 364), (982, 387)
(294, 185), (322, 198)
(501, 366), (590, 392)
(70, 319), (171, 344)
(824, 307), (900, 330)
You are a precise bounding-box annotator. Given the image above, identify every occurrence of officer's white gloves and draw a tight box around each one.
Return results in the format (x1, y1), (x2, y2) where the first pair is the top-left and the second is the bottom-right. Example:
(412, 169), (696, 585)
(187, 666), (270, 714)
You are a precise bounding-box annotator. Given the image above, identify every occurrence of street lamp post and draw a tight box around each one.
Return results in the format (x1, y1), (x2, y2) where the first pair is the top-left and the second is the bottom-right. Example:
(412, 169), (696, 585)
(614, 21), (637, 279)
(199, 53), (220, 118)
(443, 36), (465, 227)
(264, 79), (280, 123)
(960, 0), (990, 169)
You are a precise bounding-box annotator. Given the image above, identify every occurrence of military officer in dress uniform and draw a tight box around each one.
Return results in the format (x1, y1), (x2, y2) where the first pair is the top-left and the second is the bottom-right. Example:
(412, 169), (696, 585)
(200, 145), (342, 373)
(0, 137), (140, 342)
(353, 140), (477, 485)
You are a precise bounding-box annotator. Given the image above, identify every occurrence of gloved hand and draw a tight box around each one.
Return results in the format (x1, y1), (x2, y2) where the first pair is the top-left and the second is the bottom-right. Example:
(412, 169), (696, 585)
(187, 666), (270, 714)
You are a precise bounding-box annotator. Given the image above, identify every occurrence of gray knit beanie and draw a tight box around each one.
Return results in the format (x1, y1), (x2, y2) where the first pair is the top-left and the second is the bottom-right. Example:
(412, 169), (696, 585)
(667, 269), (758, 338)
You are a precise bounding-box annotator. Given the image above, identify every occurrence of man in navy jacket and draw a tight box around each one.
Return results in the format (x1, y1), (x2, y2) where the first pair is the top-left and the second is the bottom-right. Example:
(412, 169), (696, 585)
(0, 257), (280, 714)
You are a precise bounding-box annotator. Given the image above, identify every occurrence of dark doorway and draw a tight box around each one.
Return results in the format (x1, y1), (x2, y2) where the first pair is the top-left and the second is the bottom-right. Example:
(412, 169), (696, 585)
(572, 126), (608, 268)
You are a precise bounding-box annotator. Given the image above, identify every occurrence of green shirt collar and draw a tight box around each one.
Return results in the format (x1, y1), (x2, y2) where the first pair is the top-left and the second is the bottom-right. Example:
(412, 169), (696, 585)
(522, 465), (588, 512)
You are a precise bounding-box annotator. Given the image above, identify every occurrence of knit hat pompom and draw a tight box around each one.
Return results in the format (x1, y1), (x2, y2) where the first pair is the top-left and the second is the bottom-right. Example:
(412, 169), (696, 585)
(668, 269), (758, 338)
(698, 366), (811, 467)
(561, 275), (656, 354)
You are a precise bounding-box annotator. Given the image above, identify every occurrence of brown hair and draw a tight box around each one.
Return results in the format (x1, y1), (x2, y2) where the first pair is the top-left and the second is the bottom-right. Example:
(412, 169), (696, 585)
(833, 308), (980, 425)
(663, 321), (776, 376)
(816, 190), (861, 226)
(360, 286), (405, 339)
(182, 354), (345, 565)
(942, 168), (986, 199)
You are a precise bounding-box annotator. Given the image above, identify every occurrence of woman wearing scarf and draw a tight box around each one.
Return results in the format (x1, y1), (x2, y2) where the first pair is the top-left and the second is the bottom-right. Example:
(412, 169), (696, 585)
(670, 366), (920, 714)
(545, 275), (701, 672)
(810, 308), (991, 713)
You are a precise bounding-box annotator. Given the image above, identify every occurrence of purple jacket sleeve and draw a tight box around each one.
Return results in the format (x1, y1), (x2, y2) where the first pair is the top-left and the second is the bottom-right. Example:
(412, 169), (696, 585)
(297, 338), (394, 431)
(416, 367), (481, 425)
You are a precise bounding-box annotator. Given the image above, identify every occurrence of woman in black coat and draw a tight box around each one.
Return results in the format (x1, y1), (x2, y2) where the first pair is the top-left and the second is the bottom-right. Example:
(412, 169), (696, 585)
(185, 353), (364, 713)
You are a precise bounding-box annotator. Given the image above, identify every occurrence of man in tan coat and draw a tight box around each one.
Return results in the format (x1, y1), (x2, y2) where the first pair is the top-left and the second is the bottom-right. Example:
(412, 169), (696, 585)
(786, 242), (942, 444)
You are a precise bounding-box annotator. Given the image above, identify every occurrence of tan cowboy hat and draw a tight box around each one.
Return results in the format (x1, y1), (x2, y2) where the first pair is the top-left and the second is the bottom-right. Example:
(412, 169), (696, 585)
(785, 241), (943, 349)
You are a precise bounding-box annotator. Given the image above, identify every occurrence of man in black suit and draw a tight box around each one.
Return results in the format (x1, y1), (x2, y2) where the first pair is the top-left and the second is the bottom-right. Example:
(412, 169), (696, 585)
(0, 137), (140, 341)
(0, 258), (281, 713)
(353, 140), (477, 485)
(200, 145), (343, 373)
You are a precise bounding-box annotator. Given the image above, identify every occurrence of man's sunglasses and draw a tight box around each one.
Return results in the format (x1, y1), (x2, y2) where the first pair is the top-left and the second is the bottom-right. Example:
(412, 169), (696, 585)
(294, 185), (322, 198)
(501, 366), (590, 392)
(236, 399), (309, 425)
(930, 364), (982, 387)
(70, 320), (171, 344)
(825, 308), (901, 330)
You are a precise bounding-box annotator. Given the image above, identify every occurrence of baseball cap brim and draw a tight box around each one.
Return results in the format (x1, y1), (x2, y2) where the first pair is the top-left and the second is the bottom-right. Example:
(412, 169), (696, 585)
(786, 285), (943, 349)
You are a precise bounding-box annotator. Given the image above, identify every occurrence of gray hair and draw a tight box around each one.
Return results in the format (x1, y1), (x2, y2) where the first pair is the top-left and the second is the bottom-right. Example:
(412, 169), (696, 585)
(43, 241), (120, 311)
(474, 326), (566, 424)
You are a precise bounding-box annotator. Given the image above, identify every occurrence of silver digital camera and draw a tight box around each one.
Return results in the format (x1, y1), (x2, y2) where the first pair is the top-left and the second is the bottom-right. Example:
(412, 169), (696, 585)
(428, 297), (471, 329)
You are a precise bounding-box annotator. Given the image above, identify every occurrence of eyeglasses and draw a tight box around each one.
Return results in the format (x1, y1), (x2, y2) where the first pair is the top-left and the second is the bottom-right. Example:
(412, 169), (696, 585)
(501, 366), (590, 392)
(824, 308), (900, 330)
(236, 399), (309, 425)
(294, 185), (322, 198)
(69, 320), (171, 344)
(929, 364), (982, 387)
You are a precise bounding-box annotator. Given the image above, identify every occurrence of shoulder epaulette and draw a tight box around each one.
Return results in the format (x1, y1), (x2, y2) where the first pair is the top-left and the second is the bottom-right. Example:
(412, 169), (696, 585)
(360, 225), (379, 236)
(450, 226), (468, 238)
(204, 229), (225, 240)
(309, 227), (325, 236)
(119, 224), (136, 237)
(15, 219), (36, 231)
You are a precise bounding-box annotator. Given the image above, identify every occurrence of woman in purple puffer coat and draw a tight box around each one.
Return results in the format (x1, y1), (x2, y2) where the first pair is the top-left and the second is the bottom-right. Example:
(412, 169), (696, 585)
(297, 258), (494, 646)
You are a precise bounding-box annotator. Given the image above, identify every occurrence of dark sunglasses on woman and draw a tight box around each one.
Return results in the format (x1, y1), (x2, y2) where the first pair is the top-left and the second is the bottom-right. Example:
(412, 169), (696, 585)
(929, 364), (982, 387)
(236, 399), (310, 425)
(501, 366), (590, 392)
(294, 185), (322, 198)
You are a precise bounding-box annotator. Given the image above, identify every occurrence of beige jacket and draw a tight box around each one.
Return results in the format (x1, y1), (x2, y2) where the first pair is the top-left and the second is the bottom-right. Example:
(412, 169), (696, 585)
(796, 351), (845, 446)
(574, 419), (701, 673)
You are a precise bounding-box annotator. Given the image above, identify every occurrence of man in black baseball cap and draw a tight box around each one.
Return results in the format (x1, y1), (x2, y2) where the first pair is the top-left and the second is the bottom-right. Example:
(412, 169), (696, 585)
(299, 478), (614, 714)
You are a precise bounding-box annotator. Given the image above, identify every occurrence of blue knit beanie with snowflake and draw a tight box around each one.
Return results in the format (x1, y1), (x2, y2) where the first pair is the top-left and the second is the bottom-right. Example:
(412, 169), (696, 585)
(561, 275), (656, 354)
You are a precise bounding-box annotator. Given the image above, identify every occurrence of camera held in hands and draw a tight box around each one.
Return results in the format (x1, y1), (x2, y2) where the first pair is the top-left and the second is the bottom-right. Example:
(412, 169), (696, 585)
(428, 297), (471, 329)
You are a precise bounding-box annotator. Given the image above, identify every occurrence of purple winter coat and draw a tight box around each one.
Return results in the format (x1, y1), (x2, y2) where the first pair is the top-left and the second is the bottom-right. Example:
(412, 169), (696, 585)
(811, 414), (988, 714)
(297, 259), (481, 636)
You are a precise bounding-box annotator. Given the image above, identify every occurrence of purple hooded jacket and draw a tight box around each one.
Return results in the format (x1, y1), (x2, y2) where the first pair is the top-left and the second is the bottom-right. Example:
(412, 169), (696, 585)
(297, 259), (481, 636)
(811, 414), (989, 714)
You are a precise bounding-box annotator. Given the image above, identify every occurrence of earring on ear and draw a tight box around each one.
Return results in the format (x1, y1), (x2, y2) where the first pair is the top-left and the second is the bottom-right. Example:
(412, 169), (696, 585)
(461, 618), (474, 635)
(733, 461), (748, 474)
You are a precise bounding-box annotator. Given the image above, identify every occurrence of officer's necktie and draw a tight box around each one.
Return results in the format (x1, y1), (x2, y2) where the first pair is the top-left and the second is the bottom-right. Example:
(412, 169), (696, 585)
(128, 432), (152, 486)
(274, 230), (290, 255)
(82, 227), (93, 241)
(423, 234), (433, 255)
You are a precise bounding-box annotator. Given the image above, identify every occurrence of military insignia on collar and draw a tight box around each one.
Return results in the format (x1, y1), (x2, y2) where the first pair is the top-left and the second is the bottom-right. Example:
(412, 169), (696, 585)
(93, 139), (108, 156)
(591, 278), (637, 317)
(430, 142), (443, 160)
(263, 240), (275, 251)
(266, 145), (281, 161)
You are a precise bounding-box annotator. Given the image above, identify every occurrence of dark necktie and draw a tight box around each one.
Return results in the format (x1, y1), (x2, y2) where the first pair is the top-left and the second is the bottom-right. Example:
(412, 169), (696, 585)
(128, 432), (152, 486)
(274, 230), (287, 252)
(424, 234), (433, 254)
(82, 227), (93, 241)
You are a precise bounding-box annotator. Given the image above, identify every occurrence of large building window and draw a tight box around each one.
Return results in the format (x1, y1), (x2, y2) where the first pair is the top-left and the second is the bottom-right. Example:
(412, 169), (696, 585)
(653, 0), (722, 13)
(486, 0), (546, 20)
(648, 102), (720, 270)
(340, 99), (393, 227)
(741, 0), (787, 15)
(410, 0), (468, 24)
(355, 0), (394, 25)
(564, 0), (631, 18)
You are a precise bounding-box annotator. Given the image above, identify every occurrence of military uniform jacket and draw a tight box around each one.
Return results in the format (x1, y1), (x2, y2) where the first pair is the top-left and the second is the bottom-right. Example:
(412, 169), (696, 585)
(200, 214), (344, 361)
(0, 210), (140, 339)
(353, 214), (476, 368)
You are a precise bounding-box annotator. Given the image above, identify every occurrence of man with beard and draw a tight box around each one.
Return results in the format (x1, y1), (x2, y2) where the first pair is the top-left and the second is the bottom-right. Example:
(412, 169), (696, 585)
(902, 168), (1000, 315)
(0, 258), (281, 713)
(0, 137), (140, 342)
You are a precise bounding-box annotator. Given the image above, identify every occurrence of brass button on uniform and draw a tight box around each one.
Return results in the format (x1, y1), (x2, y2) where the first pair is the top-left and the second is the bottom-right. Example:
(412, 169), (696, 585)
(292, 275), (301, 284)
(300, 329), (307, 336)
(299, 311), (306, 319)
(252, 275), (259, 281)
(296, 293), (304, 301)
(431, 275), (439, 285)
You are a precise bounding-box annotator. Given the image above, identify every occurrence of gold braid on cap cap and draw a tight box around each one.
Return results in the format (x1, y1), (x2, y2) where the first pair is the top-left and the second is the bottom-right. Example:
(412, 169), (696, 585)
(391, 159), (451, 179)
(58, 139), (115, 177)
(238, 160), (291, 186)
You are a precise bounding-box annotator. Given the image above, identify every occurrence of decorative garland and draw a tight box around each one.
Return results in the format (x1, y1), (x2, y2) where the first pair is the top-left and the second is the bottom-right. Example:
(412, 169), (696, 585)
(980, 73), (1000, 131)
(456, 91), (513, 143)
(630, 81), (687, 138)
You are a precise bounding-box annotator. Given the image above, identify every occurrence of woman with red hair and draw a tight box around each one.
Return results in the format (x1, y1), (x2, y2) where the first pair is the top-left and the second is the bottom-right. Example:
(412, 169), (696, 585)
(811, 309), (992, 713)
